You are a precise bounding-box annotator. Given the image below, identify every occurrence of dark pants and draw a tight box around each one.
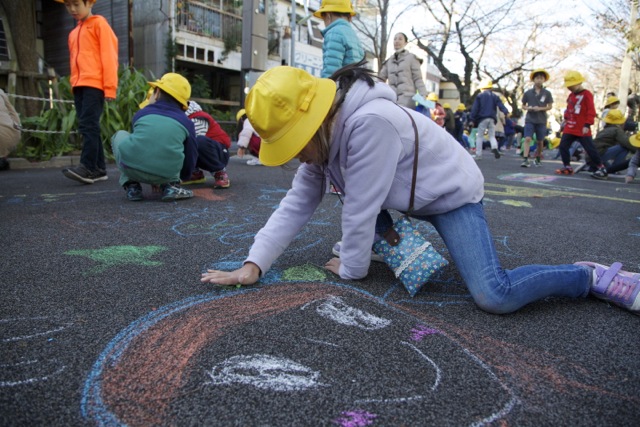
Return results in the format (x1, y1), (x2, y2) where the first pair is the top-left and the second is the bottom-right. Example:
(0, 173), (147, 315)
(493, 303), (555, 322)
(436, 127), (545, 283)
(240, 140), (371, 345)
(74, 87), (106, 172)
(195, 136), (230, 172)
(559, 133), (602, 168)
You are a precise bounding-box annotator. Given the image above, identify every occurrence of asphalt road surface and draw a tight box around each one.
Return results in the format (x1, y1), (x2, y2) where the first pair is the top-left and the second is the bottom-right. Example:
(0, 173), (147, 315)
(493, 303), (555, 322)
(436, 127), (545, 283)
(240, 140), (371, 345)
(1, 148), (639, 426)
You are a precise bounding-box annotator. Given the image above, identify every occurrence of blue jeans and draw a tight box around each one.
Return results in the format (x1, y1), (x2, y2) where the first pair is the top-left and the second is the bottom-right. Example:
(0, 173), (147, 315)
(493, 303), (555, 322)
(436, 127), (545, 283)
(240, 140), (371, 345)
(74, 87), (106, 172)
(601, 145), (630, 174)
(385, 203), (590, 313)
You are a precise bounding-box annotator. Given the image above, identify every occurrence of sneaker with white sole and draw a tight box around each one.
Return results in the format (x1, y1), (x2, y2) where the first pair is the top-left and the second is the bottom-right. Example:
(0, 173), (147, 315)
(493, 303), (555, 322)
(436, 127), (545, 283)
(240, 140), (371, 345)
(161, 182), (194, 201)
(332, 241), (385, 263)
(575, 261), (640, 314)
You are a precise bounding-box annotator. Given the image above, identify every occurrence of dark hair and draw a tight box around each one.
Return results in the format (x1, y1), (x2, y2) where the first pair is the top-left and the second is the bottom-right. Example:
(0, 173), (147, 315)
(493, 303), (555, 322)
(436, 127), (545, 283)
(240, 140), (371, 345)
(532, 72), (546, 80)
(396, 32), (408, 42)
(156, 88), (183, 109)
(328, 59), (378, 114)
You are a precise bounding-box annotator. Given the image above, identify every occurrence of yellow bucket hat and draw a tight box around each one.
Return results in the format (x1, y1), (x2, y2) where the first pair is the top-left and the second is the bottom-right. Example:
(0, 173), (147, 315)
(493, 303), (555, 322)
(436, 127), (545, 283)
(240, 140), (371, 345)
(604, 96), (620, 108)
(529, 69), (550, 82)
(138, 88), (154, 109)
(313, 0), (356, 18)
(148, 73), (191, 110)
(564, 70), (584, 88)
(479, 79), (493, 90)
(427, 92), (438, 102)
(236, 109), (246, 122)
(457, 104), (466, 111)
(245, 66), (337, 167)
(603, 109), (626, 125)
(629, 133), (640, 148)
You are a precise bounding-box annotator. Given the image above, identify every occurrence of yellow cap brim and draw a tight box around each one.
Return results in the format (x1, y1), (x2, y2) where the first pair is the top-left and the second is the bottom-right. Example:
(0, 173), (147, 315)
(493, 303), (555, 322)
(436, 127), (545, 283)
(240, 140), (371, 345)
(254, 78), (337, 167)
(629, 134), (640, 148)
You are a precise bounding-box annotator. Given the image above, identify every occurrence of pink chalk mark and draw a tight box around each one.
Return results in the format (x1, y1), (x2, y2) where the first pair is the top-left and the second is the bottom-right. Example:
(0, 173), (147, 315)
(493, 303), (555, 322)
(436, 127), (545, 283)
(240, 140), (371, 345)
(410, 324), (440, 341)
(333, 410), (377, 427)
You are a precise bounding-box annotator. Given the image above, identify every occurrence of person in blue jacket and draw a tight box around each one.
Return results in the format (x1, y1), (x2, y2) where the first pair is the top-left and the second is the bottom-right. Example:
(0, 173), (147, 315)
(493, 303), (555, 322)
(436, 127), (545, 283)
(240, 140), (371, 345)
(470, 80), (509, 159)
(201, 62), (640, 316)
(111, 73), (198, 202)
(314, 0), (364, 78)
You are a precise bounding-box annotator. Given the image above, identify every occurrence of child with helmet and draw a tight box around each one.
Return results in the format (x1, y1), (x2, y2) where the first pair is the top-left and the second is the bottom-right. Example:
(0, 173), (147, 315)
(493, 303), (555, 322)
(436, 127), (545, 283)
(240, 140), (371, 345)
(110, 73), (198, 201)
(521, 69), (553, 167)
(201, 61), (640, 316)
(314, 0), (364, 78)
(556, 71), (608, 179)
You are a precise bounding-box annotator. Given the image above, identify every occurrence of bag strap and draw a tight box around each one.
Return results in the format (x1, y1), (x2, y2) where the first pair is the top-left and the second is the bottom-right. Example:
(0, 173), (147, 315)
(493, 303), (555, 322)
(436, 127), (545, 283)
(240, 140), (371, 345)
(398, 107), (419, 214)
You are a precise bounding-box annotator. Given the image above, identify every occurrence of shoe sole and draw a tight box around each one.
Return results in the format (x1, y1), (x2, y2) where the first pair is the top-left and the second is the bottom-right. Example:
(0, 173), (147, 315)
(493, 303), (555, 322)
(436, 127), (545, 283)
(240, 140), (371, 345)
(62, 169), (94, 184)
(93, 175), (108, 182)
(182, 179), (206, 185)
(214, 182), (231, 189)
(590, 175), (608, 180)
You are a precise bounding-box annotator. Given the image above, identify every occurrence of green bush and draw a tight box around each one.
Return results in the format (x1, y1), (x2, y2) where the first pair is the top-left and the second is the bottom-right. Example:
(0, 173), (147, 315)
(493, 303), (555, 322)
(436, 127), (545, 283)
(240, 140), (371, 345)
(17, 66), (151, 161)
(17, 67), (236, 161)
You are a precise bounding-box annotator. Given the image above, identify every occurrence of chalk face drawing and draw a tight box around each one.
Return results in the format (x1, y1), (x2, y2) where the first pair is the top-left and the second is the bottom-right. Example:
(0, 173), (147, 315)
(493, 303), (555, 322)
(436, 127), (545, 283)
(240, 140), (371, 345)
(82, 275), (516, 426)
(64, 245), (167, 274)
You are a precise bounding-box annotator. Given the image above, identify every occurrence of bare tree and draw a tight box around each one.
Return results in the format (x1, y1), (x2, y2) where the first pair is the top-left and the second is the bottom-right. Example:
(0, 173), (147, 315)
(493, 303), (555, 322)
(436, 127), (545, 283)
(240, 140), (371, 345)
(351, 0), (416, 67)
(0, 0), (41, 117)
(410, 0), (576, 109)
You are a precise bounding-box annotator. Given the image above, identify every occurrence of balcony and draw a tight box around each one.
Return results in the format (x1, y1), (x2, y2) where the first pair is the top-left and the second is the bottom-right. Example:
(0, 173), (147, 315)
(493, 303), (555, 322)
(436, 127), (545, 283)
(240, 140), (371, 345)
(176, 0), (279, 57)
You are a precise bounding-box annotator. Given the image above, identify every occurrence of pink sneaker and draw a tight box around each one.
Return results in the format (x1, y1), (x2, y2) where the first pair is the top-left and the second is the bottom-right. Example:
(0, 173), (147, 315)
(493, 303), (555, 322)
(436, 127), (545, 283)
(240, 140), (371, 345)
(575, 262), (640, 313)
(213, 170), (230, 188)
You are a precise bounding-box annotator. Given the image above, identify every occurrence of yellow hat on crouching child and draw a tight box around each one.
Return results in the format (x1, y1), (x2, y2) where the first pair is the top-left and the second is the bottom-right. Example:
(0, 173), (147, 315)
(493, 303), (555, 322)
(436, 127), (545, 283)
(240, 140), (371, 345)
(604, 109), (626, 125)
(245, 66), (337, 167)
(148, 73), (191, 110)
(313, 0), (356, 18)
(629, 133), (640, 148)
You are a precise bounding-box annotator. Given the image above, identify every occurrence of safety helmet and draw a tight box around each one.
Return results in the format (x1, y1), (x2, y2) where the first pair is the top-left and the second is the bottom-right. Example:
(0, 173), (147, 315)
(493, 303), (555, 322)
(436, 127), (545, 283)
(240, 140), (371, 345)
(442, 103), (451, 109)
(427, 92), (439, 102)
(236, 109), (246, 122)
(457, 104), (466, 111)
(148, 73), (191, 110)
(563, 70), (584, 88)
(529, 69), (550, 82)
(603, 109), (626, 125)
(245, 66), (337, 166)
(604, 96), (620, 108)
(313, 0), (356, 18)
(479, 79), (493, 90)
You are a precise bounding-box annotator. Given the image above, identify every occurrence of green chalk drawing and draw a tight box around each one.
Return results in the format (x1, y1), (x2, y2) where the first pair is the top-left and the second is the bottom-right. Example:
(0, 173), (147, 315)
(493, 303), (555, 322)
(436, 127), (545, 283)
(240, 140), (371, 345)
(282, 264), (327, 282)
(64, 245), (168, 274)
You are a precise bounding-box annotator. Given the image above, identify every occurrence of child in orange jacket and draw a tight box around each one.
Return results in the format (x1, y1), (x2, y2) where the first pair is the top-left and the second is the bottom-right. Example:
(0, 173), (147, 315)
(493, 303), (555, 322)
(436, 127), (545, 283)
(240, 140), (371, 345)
(56, 0), (119, 184)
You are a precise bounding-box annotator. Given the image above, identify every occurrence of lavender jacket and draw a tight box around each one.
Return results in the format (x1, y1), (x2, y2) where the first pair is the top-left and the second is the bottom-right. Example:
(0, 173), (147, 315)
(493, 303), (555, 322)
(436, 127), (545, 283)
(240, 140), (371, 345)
(246, 80), (484, 280)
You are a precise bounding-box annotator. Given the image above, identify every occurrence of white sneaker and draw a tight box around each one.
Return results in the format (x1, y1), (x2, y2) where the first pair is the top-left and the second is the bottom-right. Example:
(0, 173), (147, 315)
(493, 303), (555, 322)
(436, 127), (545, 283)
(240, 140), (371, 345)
(332, 241), (385, 263)
(246, 158), (262, 166)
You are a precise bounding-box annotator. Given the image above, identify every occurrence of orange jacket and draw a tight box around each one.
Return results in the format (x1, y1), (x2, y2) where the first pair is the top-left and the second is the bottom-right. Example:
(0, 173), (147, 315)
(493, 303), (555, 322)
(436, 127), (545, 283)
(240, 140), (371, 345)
(68, 15), (119, 99)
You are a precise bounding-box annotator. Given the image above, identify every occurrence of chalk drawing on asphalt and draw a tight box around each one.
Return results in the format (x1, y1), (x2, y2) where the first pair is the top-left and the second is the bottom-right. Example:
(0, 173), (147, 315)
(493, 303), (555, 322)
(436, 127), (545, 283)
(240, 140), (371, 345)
(205, 354), (327, 391)
(64, 245), (167, 274)
(0, 317), (70, 387)
(81, 277), (517, 426)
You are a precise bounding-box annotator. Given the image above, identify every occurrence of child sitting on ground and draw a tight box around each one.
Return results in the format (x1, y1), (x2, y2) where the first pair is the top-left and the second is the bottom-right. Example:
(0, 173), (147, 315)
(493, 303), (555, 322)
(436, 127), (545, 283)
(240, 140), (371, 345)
(183, 101), (231, 189)
(111, 73), (198, 201)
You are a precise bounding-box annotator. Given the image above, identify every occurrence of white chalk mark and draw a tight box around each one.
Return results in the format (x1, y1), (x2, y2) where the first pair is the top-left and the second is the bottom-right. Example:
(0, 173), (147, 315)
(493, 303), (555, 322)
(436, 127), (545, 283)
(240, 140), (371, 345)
(462, 347), (519, 427)
(353, 341), (441, 404)
(2, 325), (70, 342)
(205, 354), (326, 391)
(0, 365), (66, 387)
(0, 360), (38, 368)
(303, 338), (340, 347)
(306, 296), (391, 330)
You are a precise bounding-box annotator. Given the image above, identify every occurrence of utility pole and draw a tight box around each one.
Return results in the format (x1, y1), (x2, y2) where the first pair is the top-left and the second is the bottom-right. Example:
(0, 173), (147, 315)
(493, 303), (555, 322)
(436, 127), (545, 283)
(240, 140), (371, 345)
(618, 0), (638, 116)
